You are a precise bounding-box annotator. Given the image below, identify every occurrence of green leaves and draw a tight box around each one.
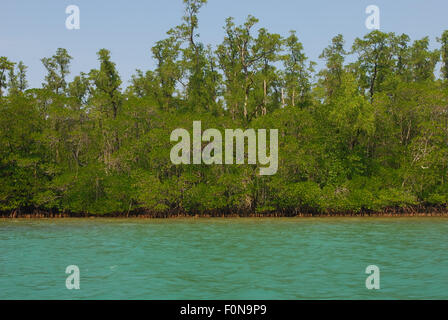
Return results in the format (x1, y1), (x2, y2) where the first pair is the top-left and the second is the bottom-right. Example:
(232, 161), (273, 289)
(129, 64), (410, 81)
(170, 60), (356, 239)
(41, 48), (73, 94)
(1, 15), (448, 216)
(0, 56), (15, 97)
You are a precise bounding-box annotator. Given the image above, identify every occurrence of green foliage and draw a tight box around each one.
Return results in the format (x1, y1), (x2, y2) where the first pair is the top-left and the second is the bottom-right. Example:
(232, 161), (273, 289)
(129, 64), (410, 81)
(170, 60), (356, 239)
(1, 3), (448, 215)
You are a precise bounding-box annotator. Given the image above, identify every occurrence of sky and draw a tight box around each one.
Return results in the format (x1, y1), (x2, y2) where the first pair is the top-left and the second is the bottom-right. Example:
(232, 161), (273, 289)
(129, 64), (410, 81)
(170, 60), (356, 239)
(1, 0), (448, 89)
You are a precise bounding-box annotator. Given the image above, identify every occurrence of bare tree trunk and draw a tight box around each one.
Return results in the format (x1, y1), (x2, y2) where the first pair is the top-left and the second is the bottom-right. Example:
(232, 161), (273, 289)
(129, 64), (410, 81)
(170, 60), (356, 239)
(263, 79), (267, 115)
(281, 88), (285, 108)
(243, 79), (249, 120)
(243, 93), (248, 119)
(292, 88), (295, 107)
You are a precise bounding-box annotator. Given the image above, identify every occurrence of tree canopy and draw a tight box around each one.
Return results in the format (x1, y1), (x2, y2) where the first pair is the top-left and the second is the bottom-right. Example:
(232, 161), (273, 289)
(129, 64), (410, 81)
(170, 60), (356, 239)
(1, 1), (448, 215)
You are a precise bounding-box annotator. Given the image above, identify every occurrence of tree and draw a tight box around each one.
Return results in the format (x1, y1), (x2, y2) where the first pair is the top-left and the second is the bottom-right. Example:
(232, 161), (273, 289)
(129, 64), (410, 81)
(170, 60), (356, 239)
(318, 34), (346, 99)
(352, 31), (396, 100)
(0, 57), (14, 97)
(41, 48), (73, 94)
(438, 30), (448, 81)
(88, 49), (123, 172)
(253, 27), (282, 114)
(17, 61), (28, 92)
(89, 49), (122, 119)
(408, 37), (439, 82)
(282, 31), (314, 107)
(217, 16), (281, 121)
(7, 61), (28, 95)
(151, 37), (184, 109)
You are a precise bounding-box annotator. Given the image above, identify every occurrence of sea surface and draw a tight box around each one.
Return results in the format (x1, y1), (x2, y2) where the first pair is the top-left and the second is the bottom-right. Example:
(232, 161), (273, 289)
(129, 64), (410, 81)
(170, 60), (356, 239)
(0, 217), (447, 299)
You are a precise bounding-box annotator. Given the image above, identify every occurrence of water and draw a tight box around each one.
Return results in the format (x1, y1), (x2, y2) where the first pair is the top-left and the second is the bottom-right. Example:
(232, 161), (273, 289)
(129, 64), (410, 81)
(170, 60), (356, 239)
(0, 217), (447, 299)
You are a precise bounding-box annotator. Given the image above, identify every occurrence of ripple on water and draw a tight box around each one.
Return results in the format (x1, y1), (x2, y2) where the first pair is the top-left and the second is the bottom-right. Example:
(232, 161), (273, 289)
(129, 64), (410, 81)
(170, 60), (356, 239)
(0, 217), (447, 299)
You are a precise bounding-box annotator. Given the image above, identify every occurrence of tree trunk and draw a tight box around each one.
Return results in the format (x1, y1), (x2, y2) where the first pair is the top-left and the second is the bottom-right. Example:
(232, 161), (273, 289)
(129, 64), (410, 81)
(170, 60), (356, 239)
(263, 79), (267, 115)
(281, 88), (285, 108)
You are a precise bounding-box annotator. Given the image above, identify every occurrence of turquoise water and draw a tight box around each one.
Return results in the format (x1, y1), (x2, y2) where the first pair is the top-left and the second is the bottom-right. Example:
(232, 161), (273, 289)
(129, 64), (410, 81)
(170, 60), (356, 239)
(0, 217), (447, 299)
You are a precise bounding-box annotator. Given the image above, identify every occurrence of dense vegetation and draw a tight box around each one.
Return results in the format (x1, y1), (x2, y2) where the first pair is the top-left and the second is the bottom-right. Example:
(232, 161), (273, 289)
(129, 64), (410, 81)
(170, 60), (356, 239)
(2, 0), (448, 216)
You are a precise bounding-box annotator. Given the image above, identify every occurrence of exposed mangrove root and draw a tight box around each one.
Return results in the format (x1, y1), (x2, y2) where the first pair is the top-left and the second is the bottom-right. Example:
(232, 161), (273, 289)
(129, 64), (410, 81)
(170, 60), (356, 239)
(1, 206), (448, 219)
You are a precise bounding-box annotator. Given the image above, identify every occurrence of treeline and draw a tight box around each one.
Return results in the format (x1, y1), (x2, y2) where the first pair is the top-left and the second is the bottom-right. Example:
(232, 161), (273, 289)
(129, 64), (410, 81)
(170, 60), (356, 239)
(2, 0), (448, 216)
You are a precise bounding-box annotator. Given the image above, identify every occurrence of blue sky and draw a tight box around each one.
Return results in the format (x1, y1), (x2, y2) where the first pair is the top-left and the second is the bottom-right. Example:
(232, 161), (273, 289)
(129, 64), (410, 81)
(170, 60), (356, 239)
(1, 0), (448, 88)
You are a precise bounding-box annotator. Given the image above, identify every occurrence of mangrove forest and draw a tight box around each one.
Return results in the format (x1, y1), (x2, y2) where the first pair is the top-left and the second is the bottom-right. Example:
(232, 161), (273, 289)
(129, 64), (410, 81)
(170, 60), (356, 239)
(2, 0), (448, 216)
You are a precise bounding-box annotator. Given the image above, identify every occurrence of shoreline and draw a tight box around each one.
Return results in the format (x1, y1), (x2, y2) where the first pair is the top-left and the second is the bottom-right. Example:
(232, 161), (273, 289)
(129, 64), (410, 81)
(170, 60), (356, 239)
(2, 209), (448, 219)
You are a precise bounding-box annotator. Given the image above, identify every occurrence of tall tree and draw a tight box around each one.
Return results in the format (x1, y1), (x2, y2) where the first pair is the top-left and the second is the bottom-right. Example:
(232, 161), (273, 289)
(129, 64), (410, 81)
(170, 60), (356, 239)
(408, 37), (439, 82)
(41, 48), (72, 94)
(89, 49), (122, 119)
(169, 0), (218, 112)
(151, 37), (184, 109)
(352, 31), (396, 100)
(6, 61), (28, 95)
(16, 61), (28, 92)
(217, 16), (280, 121)
(282, 31), (314, 107)
(88, 49), (123, 171)
(0, 57), (14, 97)
(253, 27), (282, 114)
(318, 34), (346, 99)
(438, 30), (448, 81)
